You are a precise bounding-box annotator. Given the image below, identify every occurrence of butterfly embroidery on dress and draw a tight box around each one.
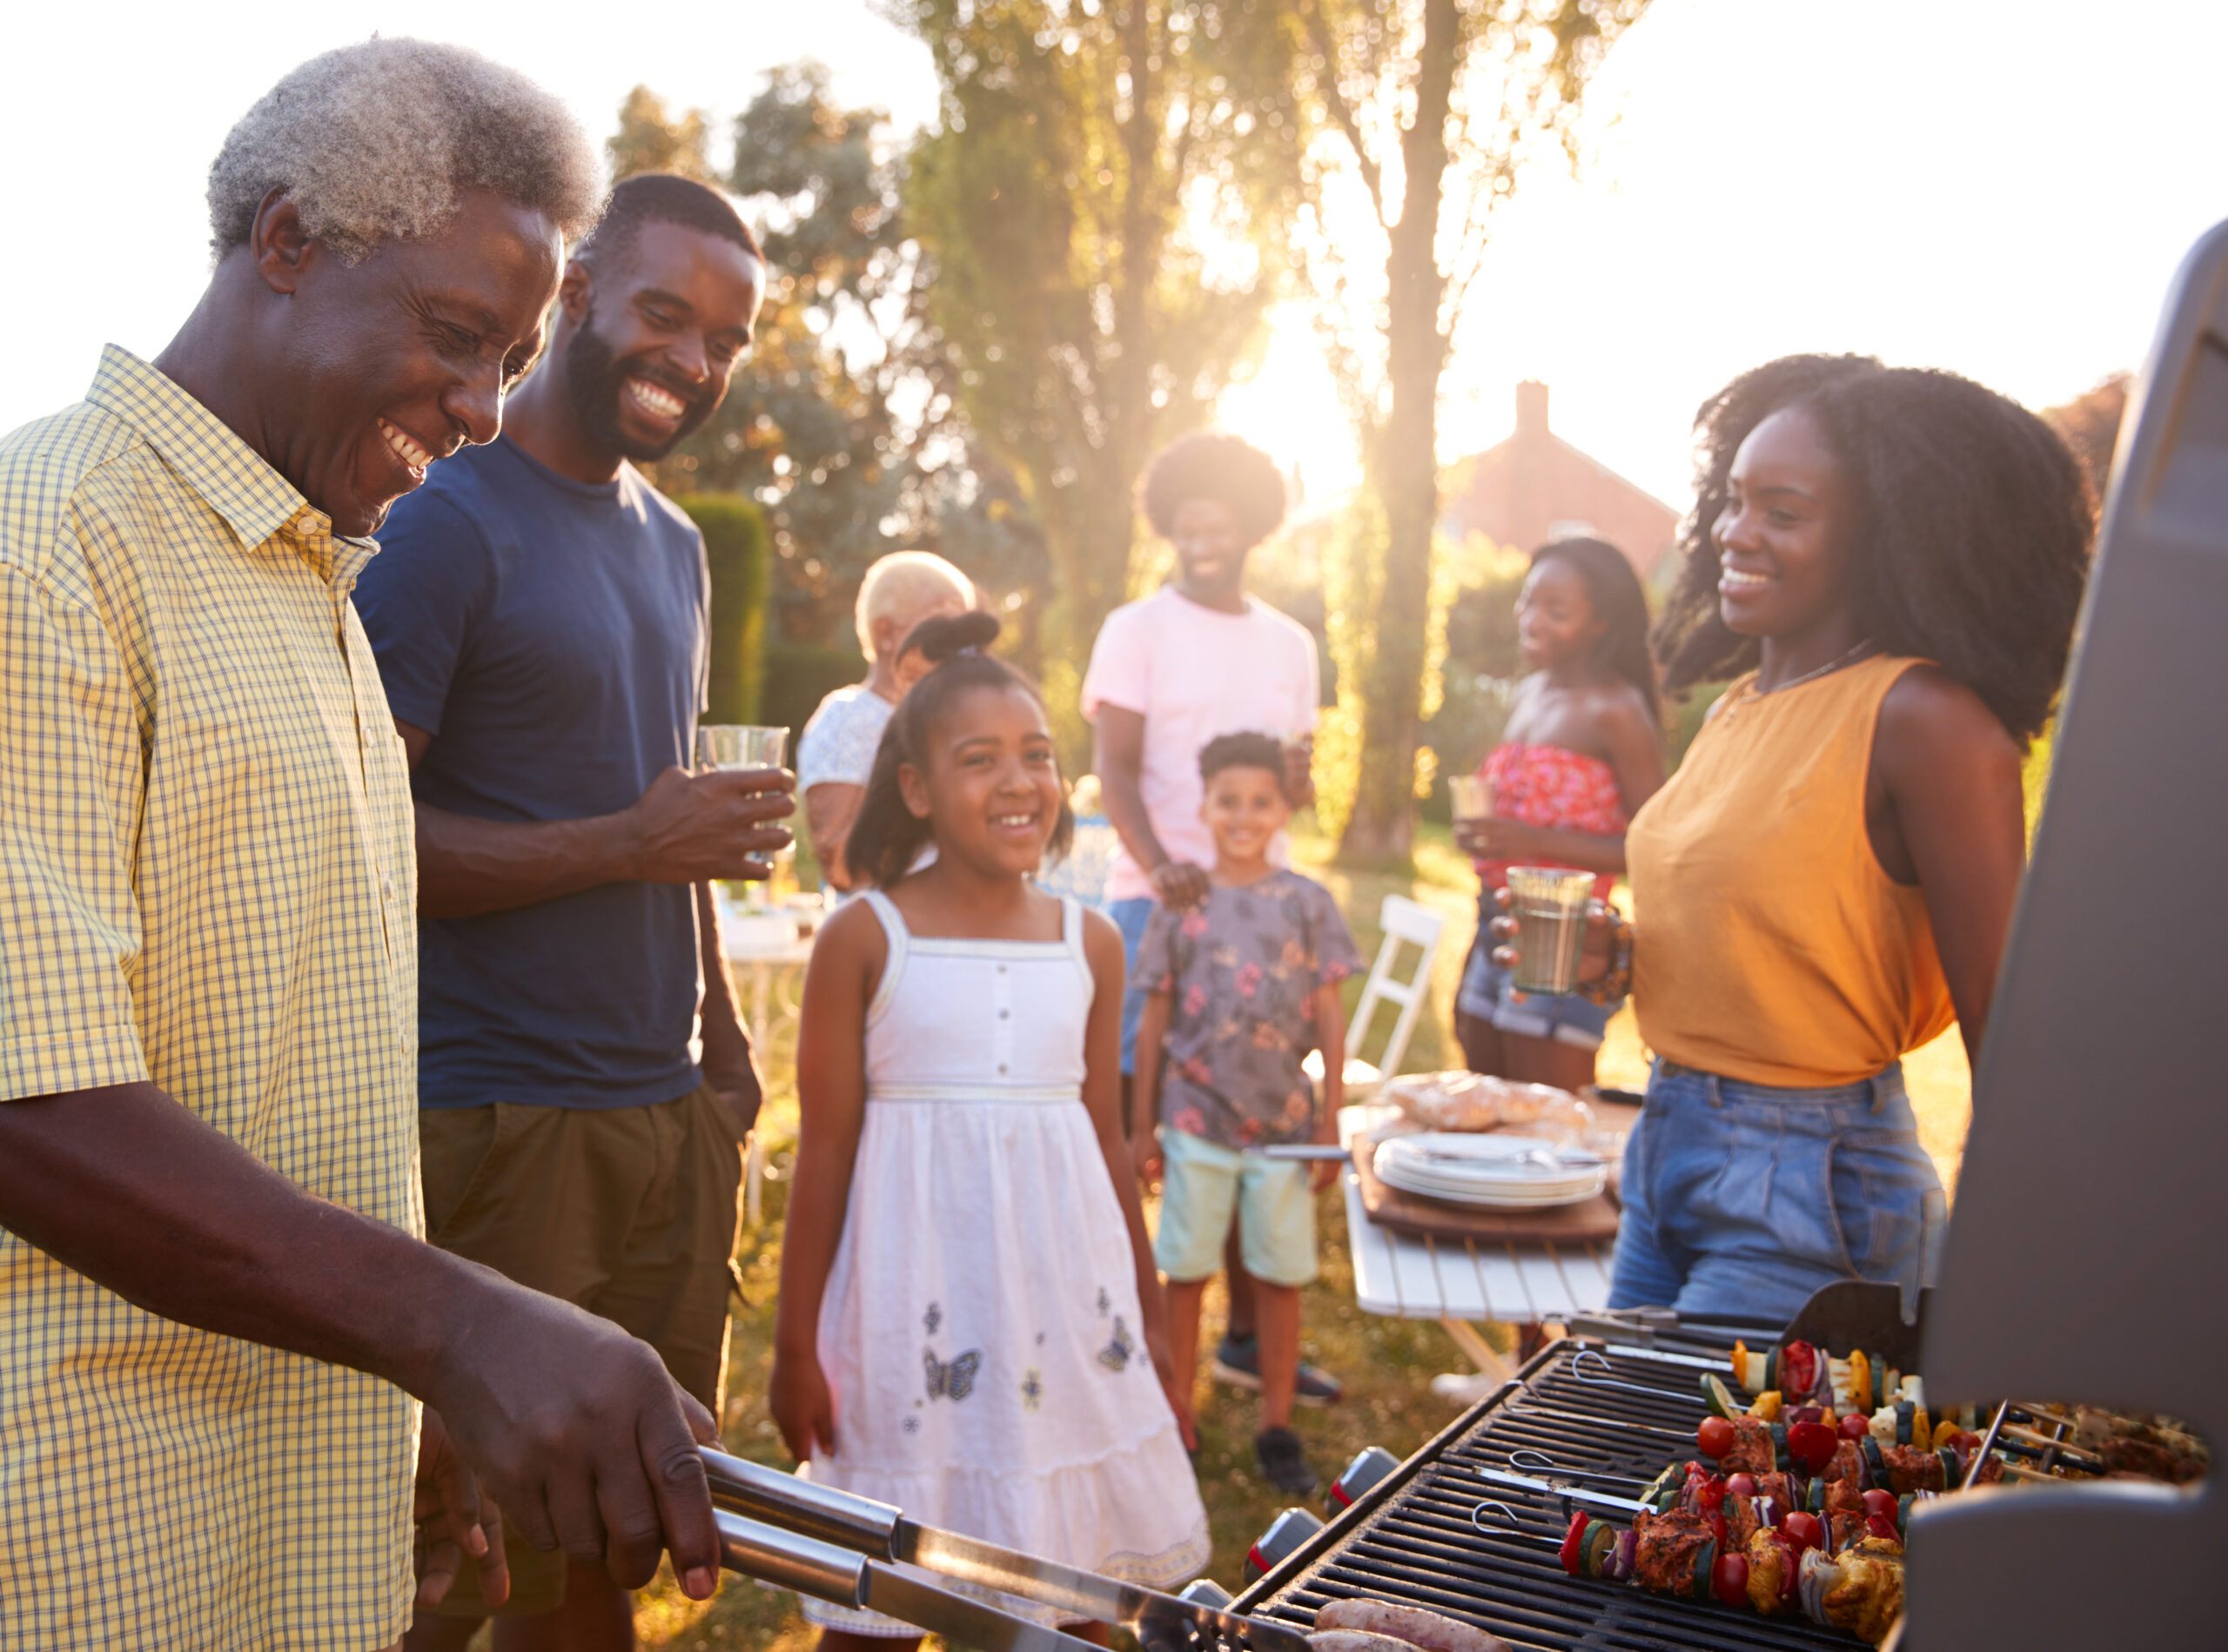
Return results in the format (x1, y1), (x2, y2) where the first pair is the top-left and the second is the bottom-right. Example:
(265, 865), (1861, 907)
(1097, 1317), (1132, 1373)
(1021, 1368), (1043, 1412)
(923, 1301), (943, 1335)
(924, 1346), (983, 1401)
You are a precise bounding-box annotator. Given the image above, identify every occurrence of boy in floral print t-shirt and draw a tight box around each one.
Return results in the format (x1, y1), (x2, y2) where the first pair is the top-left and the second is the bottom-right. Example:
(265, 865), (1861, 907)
(1131, 733), (1363, 1494)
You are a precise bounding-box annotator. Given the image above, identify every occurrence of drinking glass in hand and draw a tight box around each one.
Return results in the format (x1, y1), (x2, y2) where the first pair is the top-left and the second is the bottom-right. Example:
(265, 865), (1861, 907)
(1448, 775), (1490, 823)
(695, 725), (789, 774)
(1505, 866), (1594, 995)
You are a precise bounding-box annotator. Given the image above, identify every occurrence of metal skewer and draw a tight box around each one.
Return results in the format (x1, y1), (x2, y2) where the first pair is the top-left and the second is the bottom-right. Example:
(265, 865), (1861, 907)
(1470, 1501), (1564, 1548)
(1505, 1399), (1694, 1441)
(1566, 1349), (1708, 1407)
(1506, 1449), (1661, 1491)
(1477, 1465), (1654, 1518)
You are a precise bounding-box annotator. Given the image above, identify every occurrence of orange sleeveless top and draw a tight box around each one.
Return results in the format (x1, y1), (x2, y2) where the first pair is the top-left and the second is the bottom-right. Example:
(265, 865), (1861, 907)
(1626, 654), (1955, 1087)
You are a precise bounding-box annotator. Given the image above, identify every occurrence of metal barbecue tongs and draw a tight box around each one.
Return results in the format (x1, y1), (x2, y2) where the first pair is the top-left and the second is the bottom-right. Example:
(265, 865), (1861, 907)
(703, 1447), (1312, 1652)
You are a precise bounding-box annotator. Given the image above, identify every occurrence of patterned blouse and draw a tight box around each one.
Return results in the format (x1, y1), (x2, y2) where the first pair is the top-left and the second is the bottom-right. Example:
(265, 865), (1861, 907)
(1473, 742), (1628, 902)
(1134, 870), (1364, 1149)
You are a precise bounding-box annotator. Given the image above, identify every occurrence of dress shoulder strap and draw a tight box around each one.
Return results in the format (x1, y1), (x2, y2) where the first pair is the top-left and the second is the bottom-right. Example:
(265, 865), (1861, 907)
(1059, 896), (1091, 982)
(860, 889), (909, 1025)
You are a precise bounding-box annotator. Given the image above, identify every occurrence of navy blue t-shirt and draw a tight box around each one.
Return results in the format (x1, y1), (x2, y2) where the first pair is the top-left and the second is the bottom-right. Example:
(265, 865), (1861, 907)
(356, 436), (708, 1111)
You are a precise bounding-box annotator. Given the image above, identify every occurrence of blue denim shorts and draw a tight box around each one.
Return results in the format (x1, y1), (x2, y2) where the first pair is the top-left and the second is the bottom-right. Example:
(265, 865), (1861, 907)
(1110, 896), (1156, 1076)
(1608, 1059), (1948, 1326)
(1456, 903), (1621, 1050)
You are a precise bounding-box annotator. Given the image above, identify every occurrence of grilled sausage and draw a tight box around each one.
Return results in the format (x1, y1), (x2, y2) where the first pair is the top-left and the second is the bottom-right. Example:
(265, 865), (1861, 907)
(1313, 1599), (1509, 1652)
(1310, 1632), (1417, 1652)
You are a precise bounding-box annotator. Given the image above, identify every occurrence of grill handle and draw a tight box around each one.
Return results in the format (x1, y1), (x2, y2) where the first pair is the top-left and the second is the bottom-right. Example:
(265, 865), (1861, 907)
(703, 1447), (903, 1557)
(715, 1508), (873, 1606)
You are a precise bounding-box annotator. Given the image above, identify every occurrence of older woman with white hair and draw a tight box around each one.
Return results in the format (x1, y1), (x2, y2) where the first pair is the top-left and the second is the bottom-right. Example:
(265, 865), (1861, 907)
(798, 550), (975, 890)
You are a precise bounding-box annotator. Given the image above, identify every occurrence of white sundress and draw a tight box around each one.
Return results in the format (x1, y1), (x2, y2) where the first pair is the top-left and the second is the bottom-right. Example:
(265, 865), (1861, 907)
(802, 890), (1211, 1635)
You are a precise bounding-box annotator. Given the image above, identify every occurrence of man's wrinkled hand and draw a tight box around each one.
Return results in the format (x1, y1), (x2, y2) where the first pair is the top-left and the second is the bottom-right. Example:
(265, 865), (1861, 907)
(413, 1404), (507, 1612)
(629, 766), (795, 884)
(426, 1281), (725, 1601)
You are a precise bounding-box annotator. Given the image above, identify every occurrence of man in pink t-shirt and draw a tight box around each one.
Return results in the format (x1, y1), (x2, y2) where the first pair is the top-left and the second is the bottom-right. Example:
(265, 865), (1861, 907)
(1083, 430), (1340, 1407)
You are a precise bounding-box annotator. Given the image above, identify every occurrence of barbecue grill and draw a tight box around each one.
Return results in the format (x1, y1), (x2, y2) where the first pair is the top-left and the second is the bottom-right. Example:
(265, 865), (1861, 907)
(1234, 1286), (1912, 1651)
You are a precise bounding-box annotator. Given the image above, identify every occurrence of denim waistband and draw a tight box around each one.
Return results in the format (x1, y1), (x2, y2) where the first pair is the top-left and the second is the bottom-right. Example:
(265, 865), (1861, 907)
(1652, 1058), (1905, 1113)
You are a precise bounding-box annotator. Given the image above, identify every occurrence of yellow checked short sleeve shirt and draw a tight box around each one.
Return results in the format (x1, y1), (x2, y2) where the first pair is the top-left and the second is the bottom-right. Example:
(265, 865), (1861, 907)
(0, 346), (421, 1649)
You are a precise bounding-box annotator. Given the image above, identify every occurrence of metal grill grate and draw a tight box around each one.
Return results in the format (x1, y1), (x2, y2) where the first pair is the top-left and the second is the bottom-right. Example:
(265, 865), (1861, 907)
(1237, 1338), (1862, 1651)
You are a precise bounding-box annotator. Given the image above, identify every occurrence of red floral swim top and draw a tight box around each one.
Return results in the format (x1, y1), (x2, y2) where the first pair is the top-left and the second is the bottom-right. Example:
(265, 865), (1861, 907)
(1473, 742), (1627, 901)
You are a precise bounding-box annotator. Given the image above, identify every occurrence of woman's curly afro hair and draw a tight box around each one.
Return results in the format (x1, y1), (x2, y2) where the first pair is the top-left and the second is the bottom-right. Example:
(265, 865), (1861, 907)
(1654, 353), (2094, 744)
(1139, 430), (1288, 547)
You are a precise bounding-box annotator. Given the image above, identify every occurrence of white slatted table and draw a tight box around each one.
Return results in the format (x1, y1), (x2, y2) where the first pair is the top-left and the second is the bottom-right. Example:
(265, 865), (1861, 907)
(1337, 1104), (1619, 1387)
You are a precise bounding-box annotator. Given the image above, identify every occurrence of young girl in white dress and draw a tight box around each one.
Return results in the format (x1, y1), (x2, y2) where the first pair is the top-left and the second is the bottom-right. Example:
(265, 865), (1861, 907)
(772, 612), (1208, 1649)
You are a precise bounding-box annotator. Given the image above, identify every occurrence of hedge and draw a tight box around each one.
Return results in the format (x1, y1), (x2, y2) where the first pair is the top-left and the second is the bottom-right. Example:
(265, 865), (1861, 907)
(679, 494), (771, 723)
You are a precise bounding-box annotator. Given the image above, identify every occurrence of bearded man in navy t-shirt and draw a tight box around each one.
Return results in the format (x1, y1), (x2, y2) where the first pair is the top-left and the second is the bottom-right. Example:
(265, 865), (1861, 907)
(356, 173), (791, 1649)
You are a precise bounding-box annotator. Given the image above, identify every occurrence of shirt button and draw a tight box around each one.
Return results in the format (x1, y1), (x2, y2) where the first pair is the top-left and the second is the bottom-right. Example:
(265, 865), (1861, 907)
(381, 876), (394, 902)
(998, 1064), (1008, 1075)
(997, 965), (1007, 975)
(999, 1009), (1010, 1019)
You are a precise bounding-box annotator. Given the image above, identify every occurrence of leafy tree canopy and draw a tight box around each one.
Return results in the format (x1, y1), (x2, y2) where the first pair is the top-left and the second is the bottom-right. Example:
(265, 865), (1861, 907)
(613, 69), (1047, 646)
(889, 0), (1309, 739)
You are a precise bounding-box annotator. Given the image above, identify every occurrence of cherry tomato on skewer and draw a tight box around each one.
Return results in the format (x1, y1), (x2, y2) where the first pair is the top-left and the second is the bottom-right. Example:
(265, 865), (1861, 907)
(1787, 1420), (1840, 1475)
(1839, 1412), (1871, 1440)
(1711, 1550), (1750, 1607)
(1696, 1415), (1736, 1460)
(1781, 1510), (1824, 1560)
(1724, 1473), (1756, 1499)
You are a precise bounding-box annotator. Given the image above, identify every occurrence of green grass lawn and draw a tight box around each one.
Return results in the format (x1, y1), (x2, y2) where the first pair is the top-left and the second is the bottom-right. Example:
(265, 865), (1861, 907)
(621, 819), (1975, 1647)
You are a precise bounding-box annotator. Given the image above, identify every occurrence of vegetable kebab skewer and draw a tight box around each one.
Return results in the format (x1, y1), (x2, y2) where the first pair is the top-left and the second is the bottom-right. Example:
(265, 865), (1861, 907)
(1553, 1463), (1908, 1647)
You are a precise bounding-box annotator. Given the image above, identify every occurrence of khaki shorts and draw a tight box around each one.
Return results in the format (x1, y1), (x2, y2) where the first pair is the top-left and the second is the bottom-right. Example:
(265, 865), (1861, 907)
(419, 1080), (743, 1618)
(1151, 1127), (1319, 1288)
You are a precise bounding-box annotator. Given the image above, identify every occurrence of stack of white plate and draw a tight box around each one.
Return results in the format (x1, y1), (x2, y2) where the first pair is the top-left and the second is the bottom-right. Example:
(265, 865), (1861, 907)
(1372, 1132), (1607, 1211)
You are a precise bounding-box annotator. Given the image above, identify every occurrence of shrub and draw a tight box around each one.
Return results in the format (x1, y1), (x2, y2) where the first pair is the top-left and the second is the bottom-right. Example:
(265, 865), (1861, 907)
(680, 494), (771, 722)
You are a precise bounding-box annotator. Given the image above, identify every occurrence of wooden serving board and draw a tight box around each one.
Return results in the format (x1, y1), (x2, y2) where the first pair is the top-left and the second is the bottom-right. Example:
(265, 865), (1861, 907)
(1352, 1138), (1624, 1244)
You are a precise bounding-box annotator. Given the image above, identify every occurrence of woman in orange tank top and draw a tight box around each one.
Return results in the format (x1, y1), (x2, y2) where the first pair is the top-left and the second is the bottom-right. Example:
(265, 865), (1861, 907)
(1500, 355), (2092, 1323)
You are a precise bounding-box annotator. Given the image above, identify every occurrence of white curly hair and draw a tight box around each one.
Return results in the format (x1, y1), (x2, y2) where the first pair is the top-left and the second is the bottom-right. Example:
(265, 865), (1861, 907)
(208, 37), (604, 264)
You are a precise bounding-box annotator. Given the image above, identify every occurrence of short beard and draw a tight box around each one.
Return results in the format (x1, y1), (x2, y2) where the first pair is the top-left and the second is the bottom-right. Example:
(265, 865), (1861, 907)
(562, 306), (714, 464)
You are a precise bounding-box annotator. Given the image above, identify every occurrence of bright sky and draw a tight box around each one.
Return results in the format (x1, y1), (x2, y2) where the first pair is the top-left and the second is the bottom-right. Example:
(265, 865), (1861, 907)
(1226, 0), (2228, 507)
(6, 0), (2223, 517)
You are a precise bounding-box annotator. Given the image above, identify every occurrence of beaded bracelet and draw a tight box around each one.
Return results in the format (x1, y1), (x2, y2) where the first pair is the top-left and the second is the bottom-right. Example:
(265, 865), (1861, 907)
(1575, 901), (1634, 1006)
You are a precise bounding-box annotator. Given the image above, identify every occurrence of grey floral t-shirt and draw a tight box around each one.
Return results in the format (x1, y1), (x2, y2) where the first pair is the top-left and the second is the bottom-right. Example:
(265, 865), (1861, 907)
(1135, 870), (1365, 1149)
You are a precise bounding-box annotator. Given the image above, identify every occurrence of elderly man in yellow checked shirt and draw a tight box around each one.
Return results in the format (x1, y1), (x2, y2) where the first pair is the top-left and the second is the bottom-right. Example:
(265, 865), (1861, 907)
(0, 41), (739, 1649)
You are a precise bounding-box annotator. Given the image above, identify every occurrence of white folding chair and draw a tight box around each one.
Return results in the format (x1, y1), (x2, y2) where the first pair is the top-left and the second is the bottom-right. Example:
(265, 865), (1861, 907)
(1304, 892), (1447, 1099)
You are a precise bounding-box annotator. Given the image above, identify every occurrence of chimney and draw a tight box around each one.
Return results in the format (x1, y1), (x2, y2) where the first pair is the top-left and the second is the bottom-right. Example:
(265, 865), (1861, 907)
(1516, 380), (1549, 440)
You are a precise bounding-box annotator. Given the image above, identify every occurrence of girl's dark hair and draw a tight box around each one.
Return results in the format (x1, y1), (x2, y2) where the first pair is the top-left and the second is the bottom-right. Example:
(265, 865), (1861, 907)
(1139, 431), (1288, 547)
(843, 610), (1077, 888)
(1529, 536), (1661, 727)
(1654, 353), (2094, 743)
(1198, 731), (1290, 802)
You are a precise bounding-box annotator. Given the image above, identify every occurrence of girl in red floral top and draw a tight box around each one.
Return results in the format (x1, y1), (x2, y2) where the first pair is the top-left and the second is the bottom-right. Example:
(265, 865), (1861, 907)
(1455, 538), (1665, 1091)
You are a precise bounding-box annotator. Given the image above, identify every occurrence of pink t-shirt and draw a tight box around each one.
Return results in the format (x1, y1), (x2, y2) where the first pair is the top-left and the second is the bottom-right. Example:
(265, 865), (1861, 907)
(1081, 587), (1321, 903)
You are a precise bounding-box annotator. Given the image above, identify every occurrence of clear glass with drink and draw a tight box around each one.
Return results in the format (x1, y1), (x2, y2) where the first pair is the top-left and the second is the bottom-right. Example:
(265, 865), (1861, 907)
(1448, 774), (1490, 823)
(1506, 866), (1595, 995)
(695, 724), (790, 773)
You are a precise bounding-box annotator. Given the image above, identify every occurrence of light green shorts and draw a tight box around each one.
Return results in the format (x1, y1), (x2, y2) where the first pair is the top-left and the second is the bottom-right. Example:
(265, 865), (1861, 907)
(1152, 1128), (1318, 1288)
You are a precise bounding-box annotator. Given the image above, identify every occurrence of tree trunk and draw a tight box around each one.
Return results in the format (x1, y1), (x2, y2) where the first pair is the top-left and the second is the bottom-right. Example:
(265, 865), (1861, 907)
(1338, 0), (1458, 863)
